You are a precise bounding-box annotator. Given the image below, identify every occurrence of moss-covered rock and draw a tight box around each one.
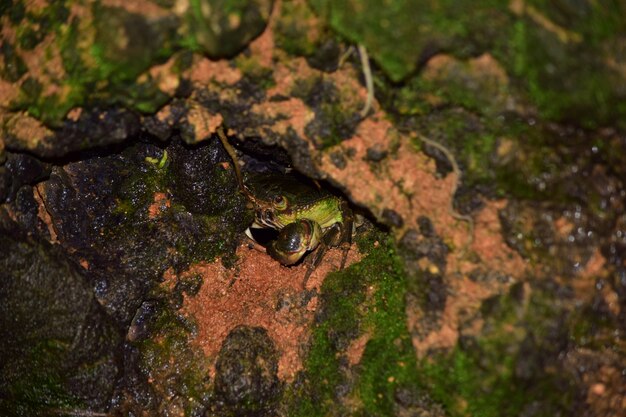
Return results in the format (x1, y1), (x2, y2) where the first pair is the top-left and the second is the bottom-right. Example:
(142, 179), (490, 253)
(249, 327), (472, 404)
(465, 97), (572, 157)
(0, 218), (121, 416)
(179, 0), (274, 57)
(39, 137), (247, 320)
(506, 0), (626, 128)
(124, 298), (213, 416)
(282, 231), (431, 416)
(213, 326), (281, 416)
(0, 1), (179, 125)
(311, 0), (626, 127)
(1, 1), (625, 415)
(2, 108), (141, 157)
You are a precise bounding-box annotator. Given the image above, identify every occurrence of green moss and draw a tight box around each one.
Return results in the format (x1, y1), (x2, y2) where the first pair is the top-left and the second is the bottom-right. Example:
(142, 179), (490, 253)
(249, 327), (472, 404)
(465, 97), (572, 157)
(310, 0), (508, 82)
(274, 1), (322, 57)
(312, 0), (625, 127)
(291, 77), (358, 150)
(108, 78), (171, 114)
(1, 0), (25, 24)
(0, 340), (80, 416)
(286, 240), (578, 416)
(566, 291), (619, 351)
(0, 42), (28, 82)
(15, 2), (69, 50)
(184, 0), (272, 58)
(109, 147), (235, 267)
(309, 0), (422, 82)
(407, 111), (591, 202)
(505, 7), (626, 129)
(422, 285), (575, 417)
(7, 1), (180, 124)
(285, 230), (422, 415)
(422, 290), (525, 416)
(234, 54), (276, 90)
(114, 153), (237, 265)
(136, 304), (212, 416)
(115, 155), (169, 219)
(356, 316), (420, 414)
(422, 348), (523, 417)
(316, 104), (351, 149)
(91, 5), (176, 82)
(16, 22), (44, 50)
(410, 111), (499, 193)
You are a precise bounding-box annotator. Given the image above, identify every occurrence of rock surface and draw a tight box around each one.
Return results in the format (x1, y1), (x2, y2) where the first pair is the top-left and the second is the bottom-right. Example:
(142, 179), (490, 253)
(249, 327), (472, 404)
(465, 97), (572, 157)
(1, 1), (625, 416)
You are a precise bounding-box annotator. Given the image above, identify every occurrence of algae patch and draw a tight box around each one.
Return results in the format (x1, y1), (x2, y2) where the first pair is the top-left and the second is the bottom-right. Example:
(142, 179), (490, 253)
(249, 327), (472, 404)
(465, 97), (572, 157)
(285, 231), (427, 415)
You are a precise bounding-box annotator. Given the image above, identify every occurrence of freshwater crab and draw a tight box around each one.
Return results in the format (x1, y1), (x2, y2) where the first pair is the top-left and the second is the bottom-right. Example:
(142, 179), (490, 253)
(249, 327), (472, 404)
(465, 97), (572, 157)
(217, 128), (354, 283)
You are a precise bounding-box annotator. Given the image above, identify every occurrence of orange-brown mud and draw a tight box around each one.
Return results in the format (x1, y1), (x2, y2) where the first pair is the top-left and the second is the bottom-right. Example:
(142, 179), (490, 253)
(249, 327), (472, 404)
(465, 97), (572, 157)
(148, 56), (181, 96)
(3, 112), (54, 152)
(345, 332), (371, 366)
(185, 101), (224, 142)
(148, 192), (171, 219)
(33, 183), (59, 244)
(182, 242), (361, 381)
(566, 349), (626, 415)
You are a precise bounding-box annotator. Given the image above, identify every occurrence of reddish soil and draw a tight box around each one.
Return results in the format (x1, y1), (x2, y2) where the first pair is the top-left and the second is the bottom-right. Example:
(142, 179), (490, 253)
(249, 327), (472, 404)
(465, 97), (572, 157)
(182, 242), (361, 381)
(346, 332), (371, 366)
(185, 101), (224, 142)
(148, 192), (171, 219)
(188, 56), (243, 86)
(4, 112), (53, 151)
(33, 184), (58, 244)
(148, 56), (181, 96)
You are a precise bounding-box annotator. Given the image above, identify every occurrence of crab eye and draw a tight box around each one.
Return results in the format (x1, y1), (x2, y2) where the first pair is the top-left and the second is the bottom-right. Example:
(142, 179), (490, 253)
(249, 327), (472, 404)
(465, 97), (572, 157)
(273, 195), (287, 210)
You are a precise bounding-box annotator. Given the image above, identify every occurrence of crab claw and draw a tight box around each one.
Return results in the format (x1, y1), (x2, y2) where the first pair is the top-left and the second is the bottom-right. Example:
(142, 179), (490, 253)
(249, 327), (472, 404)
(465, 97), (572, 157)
(267, 219), (322, 265)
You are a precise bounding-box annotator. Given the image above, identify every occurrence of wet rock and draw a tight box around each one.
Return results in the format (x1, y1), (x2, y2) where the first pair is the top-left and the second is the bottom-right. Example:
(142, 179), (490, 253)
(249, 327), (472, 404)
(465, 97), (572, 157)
(417, 215), (435, 237)
(421, 141), (453, 177)
(329, 150), (347, 169)
(382, 208), (404, 228)
(0, 167), (7, 203)
(499, 200), (599, 277)
(42, 158), (124, 254)
(399, 219), (449, 272)
(40, 139), (248, 323)
(0, 217), (121, 414)
(168, 137), (244, 215)
(305, 39), (342, 73)
(283, 130), (322, 179)
(453, 184), (486, 216)
(0, 153), (50, 237)
(142, 100), (188, 141)
(295, 78), (360, 150)
(127, 300), (160, 343)
(399, 221), (449, 320)
(364, 145), (388, 162)
(117, 301), (212, 416)
(11, 185), (41, 233)
(562, 349), (626, 417)
(50, 108), (141, 157)
(393, 387), (446, 417)
(229, 136), (293, 175)
(3, 108), (141, 158)
(3, 152), (50, 201)
(214, 326), (281, 415)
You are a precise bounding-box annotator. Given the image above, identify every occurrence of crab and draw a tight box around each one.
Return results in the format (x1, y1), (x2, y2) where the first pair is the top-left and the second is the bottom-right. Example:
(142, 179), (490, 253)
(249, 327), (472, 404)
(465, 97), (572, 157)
(217, 128), (353, 283)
